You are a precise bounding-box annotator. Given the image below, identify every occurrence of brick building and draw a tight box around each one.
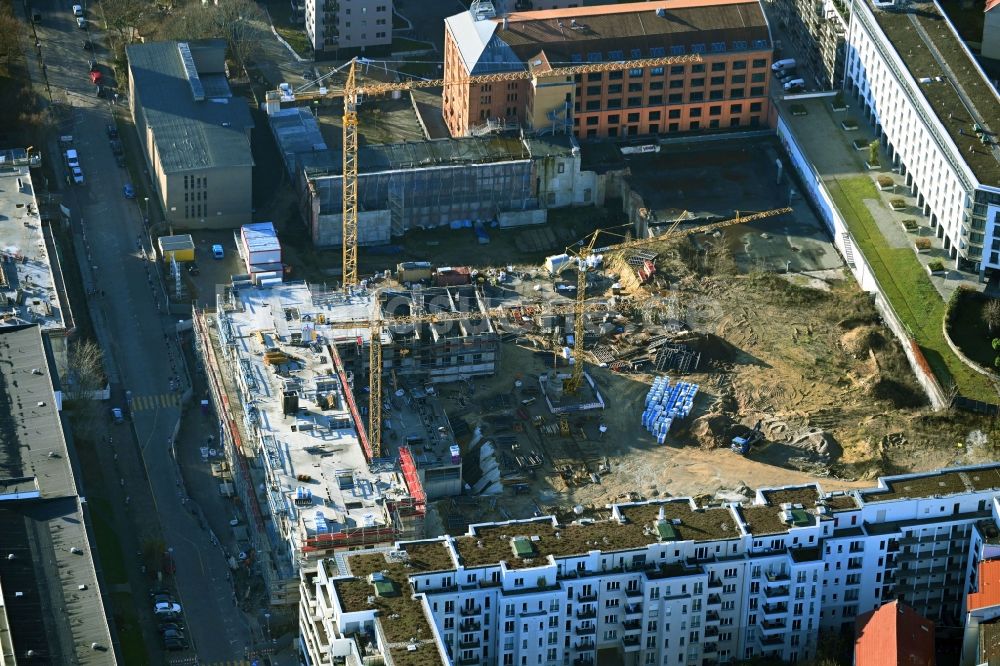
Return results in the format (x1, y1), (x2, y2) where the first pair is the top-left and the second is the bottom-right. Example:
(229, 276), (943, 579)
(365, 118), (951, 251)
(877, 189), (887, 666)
(442, 0), (774, 139)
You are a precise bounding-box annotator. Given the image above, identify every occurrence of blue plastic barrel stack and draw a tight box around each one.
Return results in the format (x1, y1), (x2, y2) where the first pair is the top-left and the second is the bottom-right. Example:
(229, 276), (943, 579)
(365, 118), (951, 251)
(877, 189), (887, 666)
(642, 376), (698, 444)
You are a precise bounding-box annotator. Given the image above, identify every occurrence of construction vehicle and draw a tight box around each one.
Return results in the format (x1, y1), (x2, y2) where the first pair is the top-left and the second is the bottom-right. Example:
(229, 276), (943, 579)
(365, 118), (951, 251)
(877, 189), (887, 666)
(269, 52), (705, 289)
(561, 207), (792, 394)
(731, 419), (764, 456)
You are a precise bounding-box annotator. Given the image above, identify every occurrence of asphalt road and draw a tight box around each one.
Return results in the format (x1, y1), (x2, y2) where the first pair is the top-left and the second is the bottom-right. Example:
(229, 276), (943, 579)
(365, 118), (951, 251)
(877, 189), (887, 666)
(23, 1), (254, 661)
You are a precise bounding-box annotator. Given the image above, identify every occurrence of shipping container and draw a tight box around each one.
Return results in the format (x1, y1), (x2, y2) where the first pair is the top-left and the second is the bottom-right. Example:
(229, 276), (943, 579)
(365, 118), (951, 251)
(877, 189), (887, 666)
(240, 222), (281, 266)
(158, 234), (195, 263)
(433, 266), (472, 287)
(396, 261), (433, 283)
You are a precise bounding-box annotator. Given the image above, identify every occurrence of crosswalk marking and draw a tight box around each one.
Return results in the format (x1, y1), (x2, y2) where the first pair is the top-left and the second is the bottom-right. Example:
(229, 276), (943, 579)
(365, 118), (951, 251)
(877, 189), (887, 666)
(129, 393), (181, 412)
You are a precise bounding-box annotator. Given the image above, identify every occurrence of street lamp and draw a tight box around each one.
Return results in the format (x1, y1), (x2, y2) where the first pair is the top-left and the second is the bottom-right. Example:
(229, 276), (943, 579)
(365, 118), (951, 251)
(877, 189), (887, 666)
(263, 612), (272, 645)
(143, 197), (149, 226)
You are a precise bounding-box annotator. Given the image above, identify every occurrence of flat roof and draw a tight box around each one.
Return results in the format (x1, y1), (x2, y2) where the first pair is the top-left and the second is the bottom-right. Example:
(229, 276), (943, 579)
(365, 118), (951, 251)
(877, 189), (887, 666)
(0, 325), (74, 498)
(859, 467), (986, 503)
(868, 1), (1000, 188)
(126, 40), (253, 173)
(0, 164), (63, 330)
(268, 107), (328, 177)
(225, 283), (405, 542)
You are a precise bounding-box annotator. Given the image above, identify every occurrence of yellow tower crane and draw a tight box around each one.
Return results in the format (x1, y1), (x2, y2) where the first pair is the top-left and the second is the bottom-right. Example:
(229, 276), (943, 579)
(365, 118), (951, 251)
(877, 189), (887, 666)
(561, 207), (793, 394)
(324, 298), (616, 458)
(274, 53), (704, 288)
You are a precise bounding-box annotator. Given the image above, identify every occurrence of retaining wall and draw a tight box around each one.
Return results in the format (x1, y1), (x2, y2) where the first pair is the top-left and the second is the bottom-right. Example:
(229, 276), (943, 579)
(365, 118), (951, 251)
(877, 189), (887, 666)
(776, 114), (949, 409)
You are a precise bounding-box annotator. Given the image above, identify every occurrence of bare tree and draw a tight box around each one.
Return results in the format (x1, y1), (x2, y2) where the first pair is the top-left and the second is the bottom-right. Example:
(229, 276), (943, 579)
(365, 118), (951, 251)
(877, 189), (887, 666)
(65, 339), (107, 402)
(155, 0), (265, 67)
(985, 299), (1000, 333)
(0, 4), (21, 68)
(101, 0), (152, 44)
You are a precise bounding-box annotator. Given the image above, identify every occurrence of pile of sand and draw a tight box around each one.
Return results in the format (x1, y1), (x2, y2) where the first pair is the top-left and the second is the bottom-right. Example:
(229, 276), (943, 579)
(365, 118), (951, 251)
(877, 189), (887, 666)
(689, 412), (733, 448)
(840, 326), (886, 358)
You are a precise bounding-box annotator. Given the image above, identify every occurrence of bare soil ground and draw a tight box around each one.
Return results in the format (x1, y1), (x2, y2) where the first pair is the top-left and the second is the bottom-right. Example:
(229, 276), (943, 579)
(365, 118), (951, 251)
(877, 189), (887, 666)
(430, 247), (998, 533)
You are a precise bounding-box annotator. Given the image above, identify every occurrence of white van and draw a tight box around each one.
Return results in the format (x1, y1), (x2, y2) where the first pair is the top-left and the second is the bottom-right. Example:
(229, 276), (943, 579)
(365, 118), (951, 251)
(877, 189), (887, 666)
(783, 78), (806, 91)
(772, 58), (796, 72)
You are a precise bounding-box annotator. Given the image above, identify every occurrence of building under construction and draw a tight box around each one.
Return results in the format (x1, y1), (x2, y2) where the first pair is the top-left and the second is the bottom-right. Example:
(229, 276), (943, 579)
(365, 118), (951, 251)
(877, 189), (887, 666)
(192, 280), (498, 606)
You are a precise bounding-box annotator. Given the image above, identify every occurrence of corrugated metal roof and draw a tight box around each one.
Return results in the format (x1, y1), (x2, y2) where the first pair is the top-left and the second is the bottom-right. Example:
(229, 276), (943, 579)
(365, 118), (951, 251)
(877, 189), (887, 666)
(126, 40), (254, 173)
(242, 222), (281, 252)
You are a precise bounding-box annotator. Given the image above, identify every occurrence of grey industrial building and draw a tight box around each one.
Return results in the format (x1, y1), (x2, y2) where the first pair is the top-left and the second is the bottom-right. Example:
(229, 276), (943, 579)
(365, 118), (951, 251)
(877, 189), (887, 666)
(127, 40), (254, 230)
(0, 324), (117, 664)
(287, 131), (610, 248)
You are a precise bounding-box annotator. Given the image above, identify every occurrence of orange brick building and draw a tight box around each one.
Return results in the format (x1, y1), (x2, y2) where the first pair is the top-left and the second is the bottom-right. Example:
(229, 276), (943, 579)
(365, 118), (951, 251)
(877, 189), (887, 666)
(442, 0), (774, 139)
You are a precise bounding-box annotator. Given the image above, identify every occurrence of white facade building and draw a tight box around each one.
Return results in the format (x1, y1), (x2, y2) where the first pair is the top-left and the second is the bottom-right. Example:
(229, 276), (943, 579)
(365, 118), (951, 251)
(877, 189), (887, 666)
(840, 0), (1000, 274)
(299, 463), (1000, 666)
(303, 0), (392, 56)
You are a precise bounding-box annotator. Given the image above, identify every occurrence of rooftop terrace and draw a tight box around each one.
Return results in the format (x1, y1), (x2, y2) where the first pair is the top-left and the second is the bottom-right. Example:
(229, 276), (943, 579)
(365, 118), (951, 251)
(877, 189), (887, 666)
(868, 1), (1000, 187)
(0, 164), (63, 330)
(860, 468), (974, 502)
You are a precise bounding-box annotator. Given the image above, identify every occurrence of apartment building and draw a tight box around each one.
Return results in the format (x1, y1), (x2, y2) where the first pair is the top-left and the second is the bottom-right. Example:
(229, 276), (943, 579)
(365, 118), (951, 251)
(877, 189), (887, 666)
(442, 0), (774, 139)
(771, 0), (847, 88)
(126, 40), (254, 230)
(789, 0), (1000, 274)
(304, 0), (392, 56)
(300, 463), (1000, 666)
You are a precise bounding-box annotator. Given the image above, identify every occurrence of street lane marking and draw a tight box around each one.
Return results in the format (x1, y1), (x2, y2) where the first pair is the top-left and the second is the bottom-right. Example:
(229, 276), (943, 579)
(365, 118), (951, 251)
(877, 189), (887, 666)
(130, 393), (181, 411)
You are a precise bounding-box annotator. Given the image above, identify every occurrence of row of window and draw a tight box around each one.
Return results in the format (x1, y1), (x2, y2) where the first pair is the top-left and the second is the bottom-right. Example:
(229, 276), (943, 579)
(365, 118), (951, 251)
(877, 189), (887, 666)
(574, 103), (762, 125)
(569, 41), (770, 64)
(184, 191), (207, 203)
(574, 59), (769, 82)
(577, 116), (762, 138)
(183, 174), (206, 190)
(578, 73), (766, 97)
(184, 204), (206, 219)
(577, 90), (765, 111)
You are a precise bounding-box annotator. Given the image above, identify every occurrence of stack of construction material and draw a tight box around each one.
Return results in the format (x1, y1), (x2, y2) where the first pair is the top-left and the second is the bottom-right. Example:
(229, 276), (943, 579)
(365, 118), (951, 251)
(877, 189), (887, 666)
(642, 376), (698, 444)
(240, 222), (282, 282)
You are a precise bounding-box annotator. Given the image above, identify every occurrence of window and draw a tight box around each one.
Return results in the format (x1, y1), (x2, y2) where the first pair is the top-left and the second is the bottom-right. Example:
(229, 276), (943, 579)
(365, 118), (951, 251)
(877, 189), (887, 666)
(608, 114), (620, 124)
(709, 105), (722, 116)
(691, 78), (705, 87)
(670, 65), (685, 75)
(668, 122), (679, 132)
(689, 108), (702, 118)
(711, 62), (726, 72)
(608, 84), (622, 94)
(751, 72), (765, 82)
(709, 119), (720, 129)
(732, 60), (747, 70)
(730, 88), (745, 98)
(627, 112), (640, 122)
(648, 95), (663, 105)
(692, 64), (705, 73)
(627, 96), (642, 107)
(750, 86), (765, 96)
(628, 82), (643, 92)
(711, 76), (725, 85)
(609, 49), (624, 60)
(752, 58), (767, 68)
(689, 91), (704, 102)
(732, 40), (747, 50)
(690, 121), (700, 130)
(691, 43), (706, 54)
(668, 109), (681, 119)
(629, 68), (643, 77)
(668, 93), (682, 103)
(669, 80), (684, 89)
(609, 71), (623, 80)
(586, 116), (599, 126)
(649, 81), (664, 90)
(710, 90), (724, 100)
(670, 45), (685, 55)
(586, 85), (601, 96)
(585, 100), (600, 111)
(728, 118), (740, 127)
(731, 74), (746, 84)
(651, 66), (664, 76)
(730, 103), (743, 113)
(587, 72), (601, 81)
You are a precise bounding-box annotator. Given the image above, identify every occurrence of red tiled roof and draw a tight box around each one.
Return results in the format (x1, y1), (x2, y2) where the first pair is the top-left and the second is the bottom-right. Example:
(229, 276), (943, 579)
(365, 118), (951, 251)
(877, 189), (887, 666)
(855, 600), (934, 666)
(969, 560), (1000, 612)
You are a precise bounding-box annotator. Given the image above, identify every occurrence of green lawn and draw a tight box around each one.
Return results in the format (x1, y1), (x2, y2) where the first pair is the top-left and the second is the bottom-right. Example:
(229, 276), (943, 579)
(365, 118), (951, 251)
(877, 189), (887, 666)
(827, 176), (997, 400)
(112, 591), (150, 665)
(948, 290), (997, 370)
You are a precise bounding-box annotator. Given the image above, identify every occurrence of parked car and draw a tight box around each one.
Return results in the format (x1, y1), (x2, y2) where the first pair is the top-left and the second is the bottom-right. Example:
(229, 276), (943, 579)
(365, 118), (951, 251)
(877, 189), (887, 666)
(783, 78), (806, 92)
(158, 622), (185, 633)
(151, 593), (175, 605)
(123, 183), (135, 199)
(72, 4), (83, 16)
(110, 139), (123, 156)
(163, 637), (188, 651)
(71, 166), (84, 185)
(211, 244), (224, 259)
(76, 16), (86, 28)
(775, 68), (797, 81)
(106, 123), (118, 139)
(162, 628), (185, 641)
(110, 407), (124, 423)
(772, 58), (796, 72)
(153, 602), (182, 616)
(115, 155), (126, 168)
(89, 70), (102, 85)
(64, 148), (80, 169)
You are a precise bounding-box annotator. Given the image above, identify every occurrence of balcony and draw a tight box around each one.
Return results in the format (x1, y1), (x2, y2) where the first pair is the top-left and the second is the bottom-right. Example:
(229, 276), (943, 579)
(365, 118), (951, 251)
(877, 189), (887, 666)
(459, 638), (481, 649)
(574, 639), (595, 651)
(761, 619), (787, 634)
(460, 605), (482, 616)
(707, 593), (722, 607)
(760, 634), (784, 646)
(762, 602), (787, 616)
(573, 658), (595, 666)
(577, 592), (598, 603)
(576, 607), (596, 620)
(704, 626), (719, 638)
(624, 603), (642, 617)
(764, 585), (790, 599)
(708, 577), (722, 589)
(704, 642), (718, 654)
(460, 619), (481, 632)
(621, 635), (641, 652)
(765, 572), (790, 583)
(458, 658), (478, 666)
(575, 625), (596, 636)
(625, 587), (643, 598)
(623, 619), (642, 632)
(705, 611), (721, 624)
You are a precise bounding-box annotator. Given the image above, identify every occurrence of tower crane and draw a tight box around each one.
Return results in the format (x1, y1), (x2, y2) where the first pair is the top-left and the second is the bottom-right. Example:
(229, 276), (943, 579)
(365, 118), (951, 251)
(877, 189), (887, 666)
(271, 53), (704, 289)
(561, 207), (793, 394)
(323, 298), (617, 458)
